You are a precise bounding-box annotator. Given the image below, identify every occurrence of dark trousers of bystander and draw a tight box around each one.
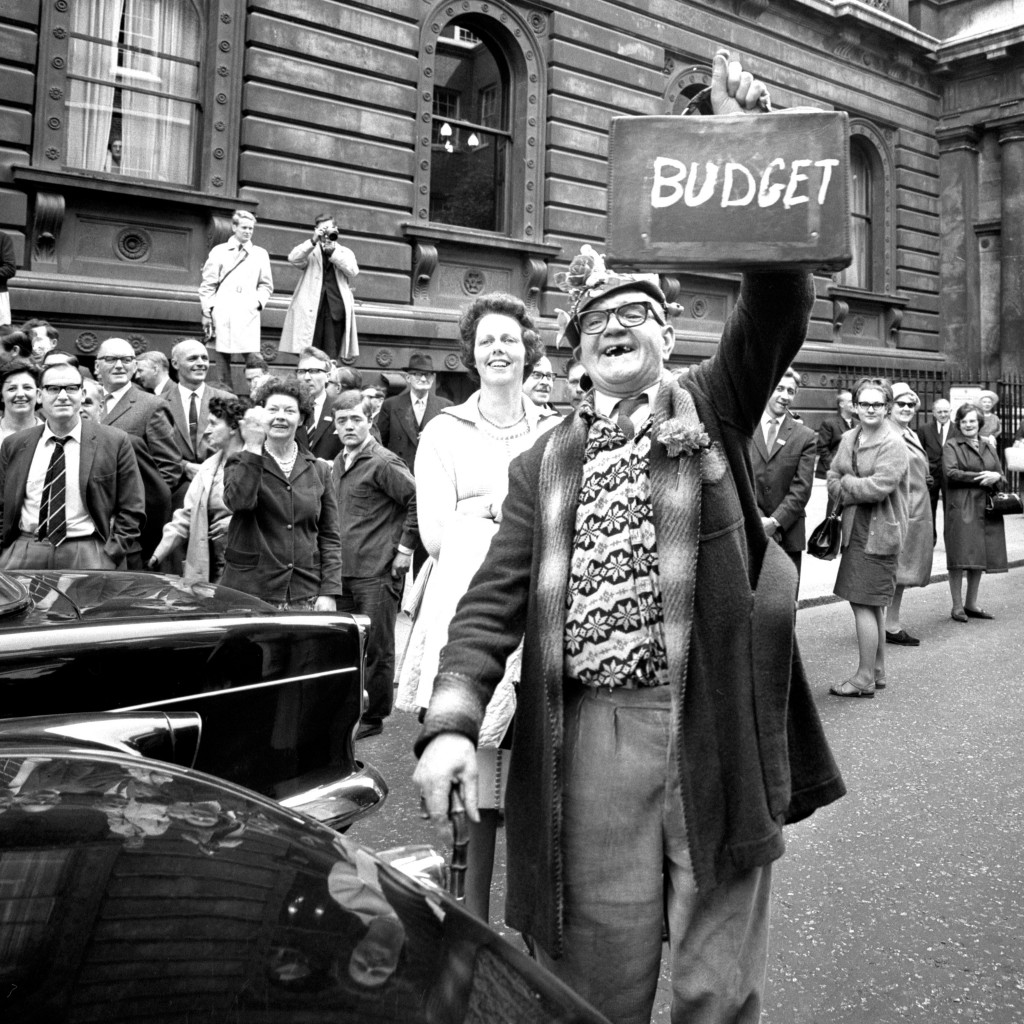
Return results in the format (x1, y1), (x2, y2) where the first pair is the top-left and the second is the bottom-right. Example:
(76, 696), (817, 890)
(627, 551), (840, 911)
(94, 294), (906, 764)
(339, 573), (403, 727)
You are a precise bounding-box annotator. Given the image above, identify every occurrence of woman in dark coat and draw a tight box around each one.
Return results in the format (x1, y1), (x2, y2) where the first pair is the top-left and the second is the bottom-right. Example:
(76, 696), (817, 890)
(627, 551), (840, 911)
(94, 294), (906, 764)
(222, 376), (343, 609)
(944, 401), (1008, 622)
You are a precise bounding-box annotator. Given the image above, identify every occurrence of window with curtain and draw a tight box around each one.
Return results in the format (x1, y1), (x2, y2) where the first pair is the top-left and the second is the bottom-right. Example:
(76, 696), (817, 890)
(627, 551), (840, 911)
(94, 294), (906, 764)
(429, 19), (511, 233)
(842, 143), (873, 290)
(64, 0), (201, 185)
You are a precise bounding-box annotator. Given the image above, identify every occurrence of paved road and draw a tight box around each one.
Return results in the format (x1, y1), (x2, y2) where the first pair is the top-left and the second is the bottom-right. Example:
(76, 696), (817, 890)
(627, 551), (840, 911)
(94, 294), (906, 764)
(356, 554), (1024, 1022)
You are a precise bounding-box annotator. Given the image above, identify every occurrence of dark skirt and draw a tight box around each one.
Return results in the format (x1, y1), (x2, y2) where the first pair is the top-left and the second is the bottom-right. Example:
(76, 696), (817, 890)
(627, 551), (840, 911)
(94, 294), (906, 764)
(834, 504), (898, 607)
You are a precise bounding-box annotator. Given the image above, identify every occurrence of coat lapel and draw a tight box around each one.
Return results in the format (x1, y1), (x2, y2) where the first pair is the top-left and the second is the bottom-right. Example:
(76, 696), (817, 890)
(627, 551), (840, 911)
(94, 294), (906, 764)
(165, 387), (193, 456)
(103, 387), (135, 427)
(78, 420), (98, 495)
(398, 395), (419, 441)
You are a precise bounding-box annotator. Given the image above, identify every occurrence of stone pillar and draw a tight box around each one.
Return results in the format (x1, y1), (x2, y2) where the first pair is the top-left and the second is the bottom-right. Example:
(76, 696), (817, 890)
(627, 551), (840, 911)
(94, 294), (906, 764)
(997, 119), (1024, 377)
(937, 126), (981, 379)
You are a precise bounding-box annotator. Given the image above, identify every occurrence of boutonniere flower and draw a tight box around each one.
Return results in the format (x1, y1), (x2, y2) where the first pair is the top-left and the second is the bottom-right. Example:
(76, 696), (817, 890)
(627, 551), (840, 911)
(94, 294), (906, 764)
(657, 418), (711, 458)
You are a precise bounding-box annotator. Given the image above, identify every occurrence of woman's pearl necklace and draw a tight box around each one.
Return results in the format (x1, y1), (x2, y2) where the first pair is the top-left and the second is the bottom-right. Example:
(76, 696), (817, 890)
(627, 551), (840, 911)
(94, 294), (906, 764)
(265, 440), (298, 474)
(478, 404), (527, 429)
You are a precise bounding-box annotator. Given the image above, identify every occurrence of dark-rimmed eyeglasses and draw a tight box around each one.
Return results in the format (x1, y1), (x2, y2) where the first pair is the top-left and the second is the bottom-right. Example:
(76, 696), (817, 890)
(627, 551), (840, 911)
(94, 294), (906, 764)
(857, 401), (885, 411)
(578, 301), (665, 336)
(41, 383), (83, 396)
(95, 355), (136, 366)
(297, 367), (329, 376)
(528, 371), (554, 382)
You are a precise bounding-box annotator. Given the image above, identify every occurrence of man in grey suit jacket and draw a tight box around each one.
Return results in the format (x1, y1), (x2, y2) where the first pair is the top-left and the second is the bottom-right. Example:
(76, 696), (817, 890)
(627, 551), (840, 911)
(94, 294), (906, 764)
(750, 369), (818, 579)
(0, 362), (144, 569)
(377, 353), (451, 471)
(164, 338), (233, 505)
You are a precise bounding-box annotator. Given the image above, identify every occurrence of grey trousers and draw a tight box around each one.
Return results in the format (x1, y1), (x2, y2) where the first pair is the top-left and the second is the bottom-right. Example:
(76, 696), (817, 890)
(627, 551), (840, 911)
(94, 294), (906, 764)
(535, 684), (772, 1024)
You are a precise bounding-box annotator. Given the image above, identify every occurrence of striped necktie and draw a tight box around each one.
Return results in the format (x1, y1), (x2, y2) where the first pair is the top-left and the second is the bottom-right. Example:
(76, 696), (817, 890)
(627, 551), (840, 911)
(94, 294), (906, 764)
(614, 394), (648, 440)
(38, 436), (69, 547)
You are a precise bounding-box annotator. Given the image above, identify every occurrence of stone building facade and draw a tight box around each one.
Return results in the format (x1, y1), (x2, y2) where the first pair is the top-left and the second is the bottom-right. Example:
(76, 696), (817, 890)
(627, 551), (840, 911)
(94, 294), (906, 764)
(1, 0), (1021, 421)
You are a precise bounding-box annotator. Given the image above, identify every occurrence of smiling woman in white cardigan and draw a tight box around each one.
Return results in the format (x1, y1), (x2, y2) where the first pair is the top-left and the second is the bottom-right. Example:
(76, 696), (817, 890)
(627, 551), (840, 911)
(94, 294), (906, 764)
(396, 292), (558, 923)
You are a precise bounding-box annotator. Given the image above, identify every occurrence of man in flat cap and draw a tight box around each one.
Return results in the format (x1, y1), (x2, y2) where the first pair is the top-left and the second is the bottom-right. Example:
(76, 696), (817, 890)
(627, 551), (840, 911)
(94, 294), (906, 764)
(414, 49), (844, 1024)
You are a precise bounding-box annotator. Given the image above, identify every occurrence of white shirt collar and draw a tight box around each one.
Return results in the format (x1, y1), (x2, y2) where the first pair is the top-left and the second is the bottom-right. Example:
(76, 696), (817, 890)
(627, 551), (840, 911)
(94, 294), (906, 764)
(179, 382), (204, 405)
(105, 382), (133, 405)
(43, 419), (83, 443)
(593, 379), (661, 420)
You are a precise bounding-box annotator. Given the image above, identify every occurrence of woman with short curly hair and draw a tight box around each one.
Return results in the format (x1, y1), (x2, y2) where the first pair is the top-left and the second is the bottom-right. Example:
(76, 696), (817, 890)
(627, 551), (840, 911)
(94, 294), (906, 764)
(396, 291), (558, 922)
(221, 375), (342, 608)
(150, 394), (252, 582)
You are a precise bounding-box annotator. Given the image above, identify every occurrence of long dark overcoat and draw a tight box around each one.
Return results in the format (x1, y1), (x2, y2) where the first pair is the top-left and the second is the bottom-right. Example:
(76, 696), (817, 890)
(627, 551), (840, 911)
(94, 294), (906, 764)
(419, 272), (846, 959)
(943, 436), (1008, 572)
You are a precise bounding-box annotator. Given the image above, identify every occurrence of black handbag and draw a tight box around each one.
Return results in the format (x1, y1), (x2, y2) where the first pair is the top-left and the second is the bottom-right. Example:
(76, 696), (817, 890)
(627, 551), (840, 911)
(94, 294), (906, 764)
(985, 491), (1023, 517)
(807, 509), (842, 560)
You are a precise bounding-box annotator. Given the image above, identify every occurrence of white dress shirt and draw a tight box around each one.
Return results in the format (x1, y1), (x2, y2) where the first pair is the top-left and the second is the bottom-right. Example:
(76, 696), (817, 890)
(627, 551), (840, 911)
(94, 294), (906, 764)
(593, 380), (660, 433)
(20, 420), (93, 538)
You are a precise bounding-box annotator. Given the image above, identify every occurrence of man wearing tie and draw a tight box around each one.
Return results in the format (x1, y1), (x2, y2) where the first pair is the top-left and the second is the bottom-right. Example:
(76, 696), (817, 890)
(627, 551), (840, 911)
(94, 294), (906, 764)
(917, 396), (952, 543)
(377, 353), (451, 472)
(163, 338), (233, 508)
(295, 346), (342, 461)
(0, 361), (144, 570)
(750, 368), (818, 579)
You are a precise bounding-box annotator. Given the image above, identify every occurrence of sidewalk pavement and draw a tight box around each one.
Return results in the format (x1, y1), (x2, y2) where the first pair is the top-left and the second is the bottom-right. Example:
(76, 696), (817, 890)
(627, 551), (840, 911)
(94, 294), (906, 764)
(796, 479), (1024, 608)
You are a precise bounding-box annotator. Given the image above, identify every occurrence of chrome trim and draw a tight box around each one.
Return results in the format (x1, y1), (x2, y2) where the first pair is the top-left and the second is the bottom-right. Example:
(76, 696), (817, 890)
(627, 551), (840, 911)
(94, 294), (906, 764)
(277, 761), (387, 832)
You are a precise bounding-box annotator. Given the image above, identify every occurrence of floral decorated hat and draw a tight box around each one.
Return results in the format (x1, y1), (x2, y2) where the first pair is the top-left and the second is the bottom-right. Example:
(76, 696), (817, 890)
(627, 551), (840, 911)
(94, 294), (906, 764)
(554, 244), (679, 348)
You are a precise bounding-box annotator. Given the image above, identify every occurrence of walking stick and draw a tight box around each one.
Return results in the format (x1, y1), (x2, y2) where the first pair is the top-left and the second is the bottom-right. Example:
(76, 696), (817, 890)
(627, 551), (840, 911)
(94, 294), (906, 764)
(448, 784), (469, 902)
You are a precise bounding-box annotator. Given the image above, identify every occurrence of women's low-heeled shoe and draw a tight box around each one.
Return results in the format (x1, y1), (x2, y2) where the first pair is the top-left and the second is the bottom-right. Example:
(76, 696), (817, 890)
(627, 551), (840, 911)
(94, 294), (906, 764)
(885, 629), (920, 646)
(963, 608), (994, 619)
(829, 680), (875, 699)
(950, 609), (969, 623)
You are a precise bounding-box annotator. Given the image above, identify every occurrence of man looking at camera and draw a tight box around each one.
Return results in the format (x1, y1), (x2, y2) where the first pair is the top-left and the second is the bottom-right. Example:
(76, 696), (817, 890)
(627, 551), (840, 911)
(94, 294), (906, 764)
(280, 213), (360, 361)
(332, 390), (418, 740)
(414, 49), (844, 1024)
(0, 362), (144, 570)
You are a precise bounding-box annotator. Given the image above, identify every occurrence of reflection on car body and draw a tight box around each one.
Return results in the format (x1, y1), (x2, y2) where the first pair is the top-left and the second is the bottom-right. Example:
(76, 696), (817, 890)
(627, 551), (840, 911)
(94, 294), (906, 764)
(0, 743), (610, 1024)
(0, 570), (385, 831)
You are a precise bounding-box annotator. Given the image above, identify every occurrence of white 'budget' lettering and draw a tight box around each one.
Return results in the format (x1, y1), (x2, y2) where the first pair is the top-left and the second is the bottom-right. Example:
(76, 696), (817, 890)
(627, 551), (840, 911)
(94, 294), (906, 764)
(650, 156), (839, 211)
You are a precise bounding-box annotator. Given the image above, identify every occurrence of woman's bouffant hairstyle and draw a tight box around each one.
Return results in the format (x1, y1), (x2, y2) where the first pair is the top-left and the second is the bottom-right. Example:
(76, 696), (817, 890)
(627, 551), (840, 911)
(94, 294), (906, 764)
(208, 394), (252, 432)
(254, 375), (313, 419)
(457, 293), (544, 384)
(851, 376), (894, 409)
(0, 358), (41, 390)
(954, 401), (986, 430)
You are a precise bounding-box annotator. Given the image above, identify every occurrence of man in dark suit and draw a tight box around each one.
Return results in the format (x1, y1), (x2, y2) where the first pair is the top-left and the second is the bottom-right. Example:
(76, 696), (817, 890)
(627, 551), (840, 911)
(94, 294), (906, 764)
(163, 338), (233, 506)
(377, 353), (451, 471)
(0, 362), (144, 570)
(917, 396), (951, 543)
(295, 345), (342, 461)
(815, 387), (857, 480)
(750, 368), (818, 580)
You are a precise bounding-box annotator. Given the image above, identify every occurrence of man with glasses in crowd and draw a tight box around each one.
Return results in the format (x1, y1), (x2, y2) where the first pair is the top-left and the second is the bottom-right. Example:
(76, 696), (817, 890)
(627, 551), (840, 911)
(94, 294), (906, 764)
(377, 353), (451, 472)
(295, 346), (343, 461)
(0, 361), (144, 570)
(414, 48), (844, 1024)
(523, 354), (560, 418)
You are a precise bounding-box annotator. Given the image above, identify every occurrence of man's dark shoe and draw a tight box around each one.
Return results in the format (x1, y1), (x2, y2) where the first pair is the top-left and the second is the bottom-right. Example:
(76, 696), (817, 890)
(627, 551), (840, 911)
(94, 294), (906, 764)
(355, 720), (383, 740)
(885, 629), (920, 646)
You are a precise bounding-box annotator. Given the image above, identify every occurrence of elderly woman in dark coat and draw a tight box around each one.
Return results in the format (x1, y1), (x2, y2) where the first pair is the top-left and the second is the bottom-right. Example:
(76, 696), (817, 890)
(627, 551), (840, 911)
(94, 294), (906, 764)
(221, 376), (343, 609)
(944, 401), (1008, 622)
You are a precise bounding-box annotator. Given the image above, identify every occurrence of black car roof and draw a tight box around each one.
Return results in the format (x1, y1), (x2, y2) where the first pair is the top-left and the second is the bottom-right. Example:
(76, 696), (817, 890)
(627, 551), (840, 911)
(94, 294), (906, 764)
(0, 570), (271, 626)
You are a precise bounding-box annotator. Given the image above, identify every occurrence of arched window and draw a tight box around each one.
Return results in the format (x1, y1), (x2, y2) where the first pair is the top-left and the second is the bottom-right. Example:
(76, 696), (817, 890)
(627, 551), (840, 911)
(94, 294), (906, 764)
(842, 142), (873, 289)
(65, 0), (202, 185)
(429, 21), (510, 232)
(411, 1), (548, 244)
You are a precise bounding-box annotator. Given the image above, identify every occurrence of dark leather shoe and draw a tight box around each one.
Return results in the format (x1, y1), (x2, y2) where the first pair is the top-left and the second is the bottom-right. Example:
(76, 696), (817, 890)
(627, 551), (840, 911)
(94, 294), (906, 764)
(951, 609), (968, 623)
(355, 721), (383, 740)
(885, 629), (920, 646)
(964, 607), (994, 619)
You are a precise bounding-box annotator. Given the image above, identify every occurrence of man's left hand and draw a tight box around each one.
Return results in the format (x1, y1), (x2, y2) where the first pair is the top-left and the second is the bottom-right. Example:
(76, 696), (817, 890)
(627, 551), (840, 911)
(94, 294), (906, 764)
(761, 516), (777, 537)
(314, 595), (337, 612)
(391, 550), (412, 579)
